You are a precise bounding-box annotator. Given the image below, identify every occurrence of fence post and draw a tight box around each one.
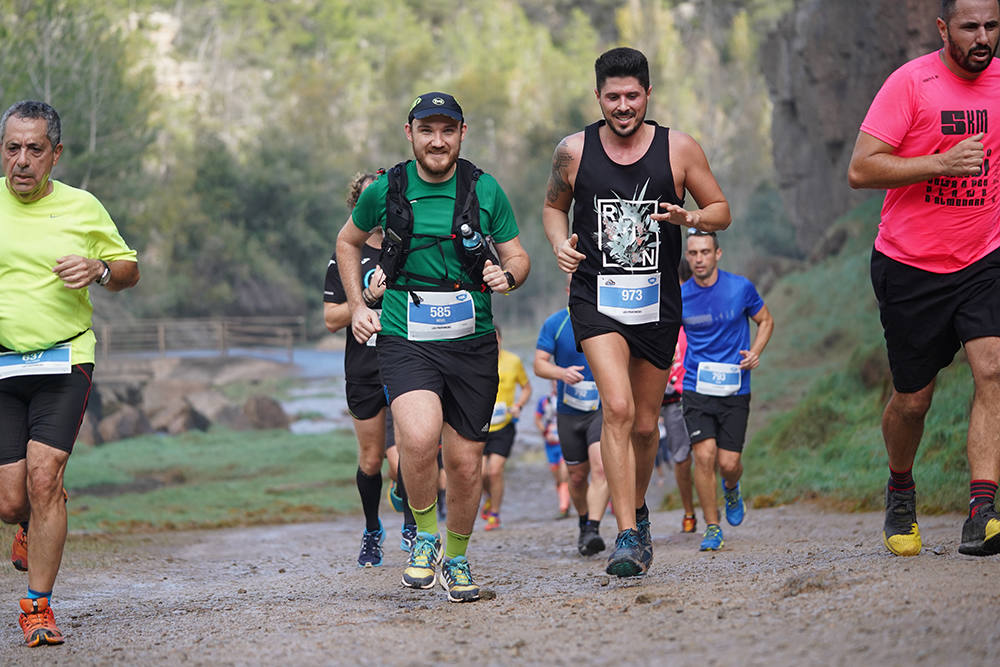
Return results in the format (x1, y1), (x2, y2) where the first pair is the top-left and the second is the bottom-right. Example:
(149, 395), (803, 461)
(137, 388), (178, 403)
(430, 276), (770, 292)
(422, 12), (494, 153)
(101, 325), (111, 359)
(157, 322), (166, 357)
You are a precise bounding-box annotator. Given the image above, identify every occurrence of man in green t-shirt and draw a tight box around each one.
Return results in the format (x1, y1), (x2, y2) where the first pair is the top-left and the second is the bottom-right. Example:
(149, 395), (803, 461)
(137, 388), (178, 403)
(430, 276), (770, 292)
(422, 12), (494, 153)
(336, 92), (529, 602)
(0, 100), (139, 647)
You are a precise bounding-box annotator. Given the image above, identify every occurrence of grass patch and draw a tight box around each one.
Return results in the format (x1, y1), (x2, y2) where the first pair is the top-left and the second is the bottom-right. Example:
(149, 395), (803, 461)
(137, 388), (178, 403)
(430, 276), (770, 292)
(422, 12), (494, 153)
(64, 427), (361, 533)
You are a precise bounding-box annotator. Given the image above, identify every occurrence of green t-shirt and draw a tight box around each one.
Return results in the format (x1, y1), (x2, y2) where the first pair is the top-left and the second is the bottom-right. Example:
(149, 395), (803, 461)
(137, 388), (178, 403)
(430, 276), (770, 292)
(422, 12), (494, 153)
(0, 180), (137, 364)
(352, 161), (519, 340)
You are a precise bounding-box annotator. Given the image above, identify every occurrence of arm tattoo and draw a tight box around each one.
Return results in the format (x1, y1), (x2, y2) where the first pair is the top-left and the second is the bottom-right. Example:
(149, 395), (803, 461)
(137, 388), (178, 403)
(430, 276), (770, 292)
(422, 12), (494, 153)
(545, 139), (573, 204)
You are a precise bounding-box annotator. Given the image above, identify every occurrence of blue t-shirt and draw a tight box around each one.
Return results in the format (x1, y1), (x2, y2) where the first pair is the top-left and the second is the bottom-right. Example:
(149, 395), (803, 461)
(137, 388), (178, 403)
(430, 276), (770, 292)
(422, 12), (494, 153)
(536, 308), (600, 415)
(681, 270), (764, 396)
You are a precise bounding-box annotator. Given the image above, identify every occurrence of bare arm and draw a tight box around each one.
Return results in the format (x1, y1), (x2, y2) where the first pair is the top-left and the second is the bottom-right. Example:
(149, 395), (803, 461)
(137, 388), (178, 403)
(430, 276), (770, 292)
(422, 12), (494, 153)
(533, 348), (585, 385)
(53, 255), (139, 292)
(335, 217), (380, 344)
(847, 130), (985, 190)
(323, 302), (351, 333)
(482, 235), (531, 293)
(651, 131), (731, 232)
(542, 134), (586, 273)
(739, 304), (774, 371)
(510, 375), (533, 419)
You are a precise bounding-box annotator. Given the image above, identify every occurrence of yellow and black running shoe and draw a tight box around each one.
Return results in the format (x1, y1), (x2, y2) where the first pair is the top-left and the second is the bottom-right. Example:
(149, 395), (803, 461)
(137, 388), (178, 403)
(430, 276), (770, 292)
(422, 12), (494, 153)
(882, 484), (921, 556)
(958, 505), (1000, 556)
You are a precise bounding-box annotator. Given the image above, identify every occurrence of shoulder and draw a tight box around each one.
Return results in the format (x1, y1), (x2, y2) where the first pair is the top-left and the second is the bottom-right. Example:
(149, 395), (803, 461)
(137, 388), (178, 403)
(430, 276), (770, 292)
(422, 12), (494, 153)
(667, 129), (706, 160)
(555, 131), (585, 161)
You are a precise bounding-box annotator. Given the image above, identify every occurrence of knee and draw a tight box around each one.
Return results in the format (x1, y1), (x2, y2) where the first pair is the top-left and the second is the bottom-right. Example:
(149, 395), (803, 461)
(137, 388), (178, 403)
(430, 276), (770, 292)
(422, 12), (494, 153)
(888, 391), (932, 420)
(718, 458), (741, 478)
(601, 396), (634, 428)
(632, 419), (659, 444)
(692, 442), (715, 467)
(567, 465), (589, 487)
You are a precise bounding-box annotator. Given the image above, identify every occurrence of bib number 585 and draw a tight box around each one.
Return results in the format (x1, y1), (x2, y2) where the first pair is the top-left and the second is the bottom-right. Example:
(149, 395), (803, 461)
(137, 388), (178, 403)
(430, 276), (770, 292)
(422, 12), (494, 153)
(429, 306), (452, 318)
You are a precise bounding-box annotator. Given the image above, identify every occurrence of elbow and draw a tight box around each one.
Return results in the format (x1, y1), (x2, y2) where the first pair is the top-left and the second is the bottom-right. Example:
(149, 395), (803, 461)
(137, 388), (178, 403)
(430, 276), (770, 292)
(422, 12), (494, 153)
(846, 162), (867, 190)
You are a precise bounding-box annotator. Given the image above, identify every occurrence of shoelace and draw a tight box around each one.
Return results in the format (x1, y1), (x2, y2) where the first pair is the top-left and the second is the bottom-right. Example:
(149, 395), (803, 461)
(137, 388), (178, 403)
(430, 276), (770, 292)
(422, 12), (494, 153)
(705, 525), (721, 539)
(410, 539), (437, 567)
(360, 532), (382, 555)
(616, 530), (640, 549)
(445, 560), (472, 585)
(21, 607), (56, 633)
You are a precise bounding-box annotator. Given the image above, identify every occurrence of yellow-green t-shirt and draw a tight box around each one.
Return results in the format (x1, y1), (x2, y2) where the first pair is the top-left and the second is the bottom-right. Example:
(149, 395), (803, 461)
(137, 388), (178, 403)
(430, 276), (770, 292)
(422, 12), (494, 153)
(490, 349), (528, 432)
(0, 180), (137, 364)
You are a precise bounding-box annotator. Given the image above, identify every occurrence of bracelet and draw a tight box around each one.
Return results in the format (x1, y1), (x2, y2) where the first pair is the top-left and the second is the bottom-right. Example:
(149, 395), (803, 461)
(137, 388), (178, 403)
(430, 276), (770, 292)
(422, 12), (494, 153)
(97, 259), (112, 286)
(362, 288), (377, 307)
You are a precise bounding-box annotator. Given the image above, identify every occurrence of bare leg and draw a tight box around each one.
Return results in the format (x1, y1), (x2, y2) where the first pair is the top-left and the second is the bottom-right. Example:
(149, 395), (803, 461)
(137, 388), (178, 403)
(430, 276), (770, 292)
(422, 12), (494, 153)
(881, 383), (935, 472)
(440, 424), (485, 537)
(25, 441), (70, 593)
(585, 440), (610, 522)
(965, 337), (1000, 483)
(392, 390), (444, 512)
(674, 457), (695, 516)
(692, 438), (720, 526)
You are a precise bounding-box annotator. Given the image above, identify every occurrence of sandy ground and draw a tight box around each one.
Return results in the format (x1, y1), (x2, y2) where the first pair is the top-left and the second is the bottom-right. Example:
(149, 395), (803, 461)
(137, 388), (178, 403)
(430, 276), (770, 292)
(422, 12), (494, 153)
(2, 457), (999, 666)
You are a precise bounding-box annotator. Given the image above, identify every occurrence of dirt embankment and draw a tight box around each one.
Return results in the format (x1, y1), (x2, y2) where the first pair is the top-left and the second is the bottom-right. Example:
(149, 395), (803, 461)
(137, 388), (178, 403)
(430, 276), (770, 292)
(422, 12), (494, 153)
(2, 459), (997, 665)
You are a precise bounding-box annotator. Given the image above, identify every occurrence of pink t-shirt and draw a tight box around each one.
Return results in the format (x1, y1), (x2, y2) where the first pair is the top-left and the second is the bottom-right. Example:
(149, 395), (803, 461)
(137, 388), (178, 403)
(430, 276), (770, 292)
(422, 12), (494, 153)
(860, 51), (1000, 273)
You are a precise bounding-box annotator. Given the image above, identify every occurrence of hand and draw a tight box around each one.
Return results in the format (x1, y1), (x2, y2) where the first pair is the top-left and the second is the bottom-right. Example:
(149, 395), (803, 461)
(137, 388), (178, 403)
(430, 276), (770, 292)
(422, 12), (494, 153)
(562, 365), (585, 385)
(739, 349), (760, 370)
(510, 404), (522, 419)
(482, 259), (508, 292)
(651, 203), (702, 229)
(555, 234), (585, 273)
(351, 306), (381, 345)
(940, 132), (986, 177)
(53, 255), (101, 289)
(368, 265), (387, 300)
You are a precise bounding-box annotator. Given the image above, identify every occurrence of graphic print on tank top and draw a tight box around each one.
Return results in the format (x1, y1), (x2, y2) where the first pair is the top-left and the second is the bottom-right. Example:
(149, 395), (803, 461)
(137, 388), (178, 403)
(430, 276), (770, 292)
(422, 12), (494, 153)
(595, 178), (661, 271)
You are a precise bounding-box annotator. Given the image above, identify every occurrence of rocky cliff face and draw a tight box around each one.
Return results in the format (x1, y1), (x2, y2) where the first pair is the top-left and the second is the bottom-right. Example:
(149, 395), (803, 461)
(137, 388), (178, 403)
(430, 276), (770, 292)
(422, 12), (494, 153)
(762, 0), (942, 251)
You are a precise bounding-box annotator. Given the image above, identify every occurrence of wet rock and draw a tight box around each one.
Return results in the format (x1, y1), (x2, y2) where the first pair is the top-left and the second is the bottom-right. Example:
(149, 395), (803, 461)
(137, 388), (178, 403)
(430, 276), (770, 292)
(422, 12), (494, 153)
(243, 395), (290, 430)
(97, 405), (153, 443)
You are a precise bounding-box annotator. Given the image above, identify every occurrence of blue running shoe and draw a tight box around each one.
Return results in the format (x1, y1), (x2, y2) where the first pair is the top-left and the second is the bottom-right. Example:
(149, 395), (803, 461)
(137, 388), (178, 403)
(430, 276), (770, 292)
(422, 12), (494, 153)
(401, 532), (442, 589)
(358, 520), (385, 568)
(400, 523), (417, 552)
(439, 556), (481, 602)
(388, 481), (405, 513)
(723, 480), (746, 526)
(605, 529), (647, 577)
(700, 523), (724, 551)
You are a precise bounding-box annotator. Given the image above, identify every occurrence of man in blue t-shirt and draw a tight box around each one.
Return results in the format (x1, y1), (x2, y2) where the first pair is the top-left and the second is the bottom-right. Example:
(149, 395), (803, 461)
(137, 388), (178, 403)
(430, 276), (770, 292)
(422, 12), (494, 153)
(681, 229), (774, 552)
(534, 294), (610, 558)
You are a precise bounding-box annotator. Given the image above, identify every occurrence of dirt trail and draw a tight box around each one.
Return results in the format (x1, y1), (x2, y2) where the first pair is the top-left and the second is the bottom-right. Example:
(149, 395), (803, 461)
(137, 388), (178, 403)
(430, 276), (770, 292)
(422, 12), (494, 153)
(2, 456), (998, 665)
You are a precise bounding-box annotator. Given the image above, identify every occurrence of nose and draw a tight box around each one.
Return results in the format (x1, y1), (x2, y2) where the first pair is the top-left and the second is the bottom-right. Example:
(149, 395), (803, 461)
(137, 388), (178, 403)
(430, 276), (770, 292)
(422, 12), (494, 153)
(15, 147), (30, 166)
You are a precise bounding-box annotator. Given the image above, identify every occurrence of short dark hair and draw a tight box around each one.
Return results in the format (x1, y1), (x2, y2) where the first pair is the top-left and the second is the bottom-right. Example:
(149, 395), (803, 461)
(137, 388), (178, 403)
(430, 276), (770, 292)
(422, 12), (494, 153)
(686, 227), (720, 250)
(595, 47), (650, 91)
(0, 100), (61, 148)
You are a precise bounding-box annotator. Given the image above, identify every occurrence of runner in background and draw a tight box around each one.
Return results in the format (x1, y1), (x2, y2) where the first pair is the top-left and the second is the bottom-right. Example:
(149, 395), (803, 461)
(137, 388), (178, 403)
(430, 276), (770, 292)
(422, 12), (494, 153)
(535, 381), (571, 519)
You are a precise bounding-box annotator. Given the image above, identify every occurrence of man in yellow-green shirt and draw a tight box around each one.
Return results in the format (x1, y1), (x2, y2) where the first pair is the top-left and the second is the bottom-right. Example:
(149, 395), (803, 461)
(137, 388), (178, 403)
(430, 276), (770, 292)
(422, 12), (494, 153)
(0, 100), (139, 647)
(480, 327), (531, 531)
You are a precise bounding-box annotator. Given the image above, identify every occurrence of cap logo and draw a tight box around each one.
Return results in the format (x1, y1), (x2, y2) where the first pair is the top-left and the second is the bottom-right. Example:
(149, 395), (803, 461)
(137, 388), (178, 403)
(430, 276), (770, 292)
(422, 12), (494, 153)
(409, 97), (422, 112)
(432, 97), (445, 106)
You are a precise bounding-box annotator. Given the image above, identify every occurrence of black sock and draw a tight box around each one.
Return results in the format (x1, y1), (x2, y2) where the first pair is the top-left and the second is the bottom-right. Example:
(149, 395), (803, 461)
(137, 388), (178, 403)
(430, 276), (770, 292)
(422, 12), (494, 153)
(396, 461), (415, 525)
(888, 466), (914, 493)
(19, 521), (28, 533)
(970, 479), (998, 517)
(578, 513), (589, 528)
(636, 503), (649, 523)
(356, 467), (382, 532)
(586, 519), (601, 530)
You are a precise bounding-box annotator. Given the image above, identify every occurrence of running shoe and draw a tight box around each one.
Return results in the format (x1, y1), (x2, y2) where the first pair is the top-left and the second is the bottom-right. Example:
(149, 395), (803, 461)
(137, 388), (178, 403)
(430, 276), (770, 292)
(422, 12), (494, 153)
(605, 529), (647, 577)
(19, 597), (64, 647)
(11, 525), (28, 572)
(700, 523), (724, 551)
(439, 555), (481, 602)
(958, 504), (1000, 556)
(357, 520), (385, 568)
(401, 532), (442, 589)
(387, 481), (405, 513)
(400, 523), (417, 552)
(480, 498), (491, 521)
(577, 523), (606, 556)
(484, 512), (501, 531)
(682, 514), (697, 533)
(882, 483), (921, 556)
(636, 516), (653, 572)
(723, 480), (746, 526)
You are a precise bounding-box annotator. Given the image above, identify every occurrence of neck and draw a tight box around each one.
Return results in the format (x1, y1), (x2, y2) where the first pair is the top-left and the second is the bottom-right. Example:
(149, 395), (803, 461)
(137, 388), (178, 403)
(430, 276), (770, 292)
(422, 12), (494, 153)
(6, 178), (53, 204)
(599, 120), (652, 149)
(415, 162), (457, 184)
(694, 269), (719, 288)
(938, 48), (983, 81)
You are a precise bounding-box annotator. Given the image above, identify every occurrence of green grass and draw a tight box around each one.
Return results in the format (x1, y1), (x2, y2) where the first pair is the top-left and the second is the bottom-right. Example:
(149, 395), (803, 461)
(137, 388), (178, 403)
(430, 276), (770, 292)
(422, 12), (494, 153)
(64, 427), (362, 533)
(737, 196), (975, 513)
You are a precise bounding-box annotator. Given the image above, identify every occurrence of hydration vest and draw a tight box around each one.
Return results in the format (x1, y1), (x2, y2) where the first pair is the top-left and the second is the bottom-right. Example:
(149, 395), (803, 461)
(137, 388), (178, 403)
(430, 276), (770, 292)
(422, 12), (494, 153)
(379, 158), (497, 299)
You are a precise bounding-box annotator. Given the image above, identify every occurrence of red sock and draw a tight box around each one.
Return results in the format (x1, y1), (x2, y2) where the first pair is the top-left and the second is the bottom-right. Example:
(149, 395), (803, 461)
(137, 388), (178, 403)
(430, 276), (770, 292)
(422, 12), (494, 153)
(969, 479), (998, 517)
(888, 466), (914, 492)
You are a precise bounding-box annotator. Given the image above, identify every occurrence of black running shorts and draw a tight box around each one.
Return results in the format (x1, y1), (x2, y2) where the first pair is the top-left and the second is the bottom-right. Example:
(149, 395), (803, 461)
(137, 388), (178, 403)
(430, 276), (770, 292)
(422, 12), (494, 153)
(682, 391), (751, 454)
(871, 247), (1000, 393)
(484, 421), (516, 458)
(556, 410), (603, 465)
(345, 381), (388, 421)
(376, 333), (498, 442)
(569, 301), (678, 370)
(0, 363), (94, 464)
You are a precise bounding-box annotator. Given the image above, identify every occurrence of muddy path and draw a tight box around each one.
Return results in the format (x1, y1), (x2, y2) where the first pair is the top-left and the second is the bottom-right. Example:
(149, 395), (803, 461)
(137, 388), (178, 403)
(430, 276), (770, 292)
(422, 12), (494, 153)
(2, 455), (998, 665)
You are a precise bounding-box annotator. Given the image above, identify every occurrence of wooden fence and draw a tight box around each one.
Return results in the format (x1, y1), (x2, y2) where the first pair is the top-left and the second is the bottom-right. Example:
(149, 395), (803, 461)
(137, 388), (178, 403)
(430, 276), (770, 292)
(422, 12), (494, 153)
(97, 316), (307, 361)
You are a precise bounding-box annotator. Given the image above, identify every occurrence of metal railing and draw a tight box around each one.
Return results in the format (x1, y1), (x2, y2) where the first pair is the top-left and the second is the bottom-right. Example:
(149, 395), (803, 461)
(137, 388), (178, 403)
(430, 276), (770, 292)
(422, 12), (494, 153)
(97, 316), (306, 362)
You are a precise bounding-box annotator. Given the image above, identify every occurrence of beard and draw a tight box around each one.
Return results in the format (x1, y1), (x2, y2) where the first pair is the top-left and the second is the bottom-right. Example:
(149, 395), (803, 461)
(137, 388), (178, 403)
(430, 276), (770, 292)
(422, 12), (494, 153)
(414, 147), (459, 177)
(947, 28), (998, 73)
(604, 107), (647, 138)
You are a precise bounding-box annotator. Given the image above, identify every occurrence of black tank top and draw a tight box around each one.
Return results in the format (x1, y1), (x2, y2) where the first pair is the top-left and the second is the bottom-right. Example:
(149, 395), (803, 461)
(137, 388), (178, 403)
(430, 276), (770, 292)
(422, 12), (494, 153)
(569, 120), (684, 326)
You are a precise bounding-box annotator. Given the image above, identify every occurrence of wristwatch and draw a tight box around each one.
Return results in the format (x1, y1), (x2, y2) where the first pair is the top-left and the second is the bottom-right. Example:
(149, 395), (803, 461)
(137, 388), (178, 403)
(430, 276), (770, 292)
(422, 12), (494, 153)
(97, 260), (112, 286)
(503, 271), (516, 291)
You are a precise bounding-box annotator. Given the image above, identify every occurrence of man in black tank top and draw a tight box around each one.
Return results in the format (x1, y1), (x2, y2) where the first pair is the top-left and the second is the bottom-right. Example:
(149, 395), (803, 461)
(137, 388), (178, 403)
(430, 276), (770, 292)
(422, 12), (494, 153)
(542, 47), (731, 578)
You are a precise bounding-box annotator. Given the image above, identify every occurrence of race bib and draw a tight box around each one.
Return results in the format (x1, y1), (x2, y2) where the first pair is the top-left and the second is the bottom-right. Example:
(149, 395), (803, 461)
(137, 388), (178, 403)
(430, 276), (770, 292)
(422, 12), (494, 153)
(407, 291), (475, 341)
(695, 361), (741, 397)
(596, 273), (660, 325)
(0, 343), (72, 380)
(366, 309), (381, 347)
(490, 402), (508, 426)
(562, 380), (599, 412)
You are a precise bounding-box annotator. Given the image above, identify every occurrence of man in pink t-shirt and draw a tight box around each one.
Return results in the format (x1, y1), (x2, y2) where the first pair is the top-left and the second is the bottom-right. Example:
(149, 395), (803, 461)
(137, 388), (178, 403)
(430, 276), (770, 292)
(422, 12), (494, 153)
(848, 0), (1000, 558)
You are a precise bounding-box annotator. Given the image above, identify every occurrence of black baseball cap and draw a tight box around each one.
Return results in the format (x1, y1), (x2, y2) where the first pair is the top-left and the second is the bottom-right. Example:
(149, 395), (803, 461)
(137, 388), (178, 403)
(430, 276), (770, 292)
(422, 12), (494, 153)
(407, 92), (464, 124)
